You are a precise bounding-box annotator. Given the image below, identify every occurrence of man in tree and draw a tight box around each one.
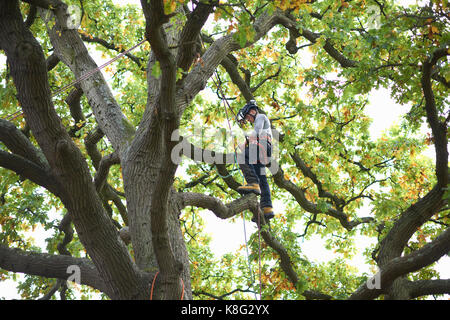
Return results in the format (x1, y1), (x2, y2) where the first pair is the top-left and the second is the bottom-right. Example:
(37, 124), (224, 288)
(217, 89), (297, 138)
(236, 100), (274, 221)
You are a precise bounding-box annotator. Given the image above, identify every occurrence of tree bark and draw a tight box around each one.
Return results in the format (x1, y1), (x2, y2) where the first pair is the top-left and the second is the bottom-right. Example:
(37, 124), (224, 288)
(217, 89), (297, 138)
(0, 245), (110, 295)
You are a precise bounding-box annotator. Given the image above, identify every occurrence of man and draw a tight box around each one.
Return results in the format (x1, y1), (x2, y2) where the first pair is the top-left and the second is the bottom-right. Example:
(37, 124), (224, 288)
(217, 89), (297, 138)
(235, 100), (274, 221)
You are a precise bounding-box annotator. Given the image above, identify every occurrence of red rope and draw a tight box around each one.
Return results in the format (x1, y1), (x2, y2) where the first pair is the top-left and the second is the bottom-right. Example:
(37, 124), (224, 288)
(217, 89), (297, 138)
(257, 209), (263, 299)
(149, 271), (185, 300)
(149, 271), (159, 300)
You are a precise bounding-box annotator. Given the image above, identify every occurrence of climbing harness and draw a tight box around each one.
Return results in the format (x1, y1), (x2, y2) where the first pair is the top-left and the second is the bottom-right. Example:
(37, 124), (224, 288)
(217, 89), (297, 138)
(236, 100), (272, 166)
(246, 137), (271, 167)
(149, 271), (185, 300)
(2, 38), (147, 121)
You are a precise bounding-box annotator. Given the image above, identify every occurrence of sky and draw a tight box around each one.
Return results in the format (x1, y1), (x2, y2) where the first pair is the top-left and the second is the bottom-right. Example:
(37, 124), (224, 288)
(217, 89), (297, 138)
(0, 0), (448, 300)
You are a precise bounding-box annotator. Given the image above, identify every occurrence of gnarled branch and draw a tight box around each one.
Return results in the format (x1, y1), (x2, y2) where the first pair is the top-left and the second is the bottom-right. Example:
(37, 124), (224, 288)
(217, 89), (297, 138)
(349, 226), (450, 300)
(179, 191), (258, 220)
(0, 244), (110, 295)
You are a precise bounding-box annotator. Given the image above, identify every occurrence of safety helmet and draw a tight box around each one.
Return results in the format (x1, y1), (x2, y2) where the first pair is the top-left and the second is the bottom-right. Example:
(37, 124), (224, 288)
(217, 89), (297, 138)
(236, 100), (258, 124)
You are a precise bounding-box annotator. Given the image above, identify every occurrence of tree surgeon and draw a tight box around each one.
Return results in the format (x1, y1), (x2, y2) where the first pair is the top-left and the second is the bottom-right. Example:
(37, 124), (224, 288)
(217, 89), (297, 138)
(235, 100), (274, 221)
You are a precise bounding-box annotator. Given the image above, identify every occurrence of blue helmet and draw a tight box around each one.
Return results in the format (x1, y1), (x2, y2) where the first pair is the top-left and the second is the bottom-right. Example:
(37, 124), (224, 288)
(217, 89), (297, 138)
(236, 100), (258, 124)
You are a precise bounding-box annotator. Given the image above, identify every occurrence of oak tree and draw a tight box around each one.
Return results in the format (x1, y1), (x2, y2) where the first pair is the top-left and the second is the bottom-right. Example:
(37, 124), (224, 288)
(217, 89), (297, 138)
(0, 0), (448, 300)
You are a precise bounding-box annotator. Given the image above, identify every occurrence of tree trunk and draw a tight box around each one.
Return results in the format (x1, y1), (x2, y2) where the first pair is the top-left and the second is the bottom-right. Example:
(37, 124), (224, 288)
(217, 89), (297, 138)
(122, 129), (192, 299)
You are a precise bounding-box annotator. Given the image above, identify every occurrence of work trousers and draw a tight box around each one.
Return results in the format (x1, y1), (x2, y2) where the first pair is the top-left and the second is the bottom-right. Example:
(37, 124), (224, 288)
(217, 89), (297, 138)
(238, 140), (272, 209)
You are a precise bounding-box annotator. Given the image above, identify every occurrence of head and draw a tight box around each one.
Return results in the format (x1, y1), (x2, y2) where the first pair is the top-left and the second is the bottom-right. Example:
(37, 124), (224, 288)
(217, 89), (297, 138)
(236, 100), (258, 125)
(245, 108), (257, 124)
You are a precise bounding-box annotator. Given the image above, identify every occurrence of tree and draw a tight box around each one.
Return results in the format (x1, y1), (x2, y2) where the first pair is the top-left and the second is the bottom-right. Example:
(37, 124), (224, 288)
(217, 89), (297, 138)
(0, 0), (448, 300)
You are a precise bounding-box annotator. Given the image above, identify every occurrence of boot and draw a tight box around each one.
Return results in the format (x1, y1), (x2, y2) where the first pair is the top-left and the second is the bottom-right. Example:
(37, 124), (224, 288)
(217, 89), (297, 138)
(251, 207), (274, 223)
(262, 207), (274, 220)
(237, 183), (261, 195)
(238, 163), (260, 195)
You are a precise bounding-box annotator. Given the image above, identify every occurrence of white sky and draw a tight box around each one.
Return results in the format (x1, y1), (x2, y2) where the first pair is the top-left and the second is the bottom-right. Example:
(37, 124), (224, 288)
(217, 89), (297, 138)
(0, 0), (447, 300)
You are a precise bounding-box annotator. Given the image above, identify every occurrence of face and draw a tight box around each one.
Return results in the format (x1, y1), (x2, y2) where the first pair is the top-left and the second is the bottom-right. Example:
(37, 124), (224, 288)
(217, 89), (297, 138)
(245, 109), (257, 123)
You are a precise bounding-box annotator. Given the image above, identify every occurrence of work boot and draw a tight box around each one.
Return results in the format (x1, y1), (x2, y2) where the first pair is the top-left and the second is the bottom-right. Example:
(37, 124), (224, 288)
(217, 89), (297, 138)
(237, 183), (261, 195)
(251, 207), (274, 223)
(238, 163), (260, 195)
(262, 207), (274, 220)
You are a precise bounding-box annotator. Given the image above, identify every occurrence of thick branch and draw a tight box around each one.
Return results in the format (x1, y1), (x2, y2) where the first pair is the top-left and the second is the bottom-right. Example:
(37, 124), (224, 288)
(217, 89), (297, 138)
(40, 6), (135, 153)
(179, 191), (258, 219)
(0, 118), (49, 169)
(177, 2), (214, 71)
(349, 226), (450, 300)
(0, 150), (62, 196)
(140, 0), (184, 300)
(407, 279), (450, 299)
(377, 184), (446, 265)
(421, 47), (449, 187)
(219, 54), (254, 101)
(182, 9), (284, 109)
(0, 244), (110, 295)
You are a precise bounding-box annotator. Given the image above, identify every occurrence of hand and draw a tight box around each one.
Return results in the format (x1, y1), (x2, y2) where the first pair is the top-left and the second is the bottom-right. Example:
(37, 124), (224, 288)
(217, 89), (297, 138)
(248, 136), (257, 144)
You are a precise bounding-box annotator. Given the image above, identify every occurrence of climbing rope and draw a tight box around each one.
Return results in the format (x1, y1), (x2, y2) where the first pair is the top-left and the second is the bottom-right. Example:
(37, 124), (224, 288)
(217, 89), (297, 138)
(52, 38), (147, 97)
(2, 38), (147, 121)
(241, 210), (257, 299)
(212, 71), (263, 300)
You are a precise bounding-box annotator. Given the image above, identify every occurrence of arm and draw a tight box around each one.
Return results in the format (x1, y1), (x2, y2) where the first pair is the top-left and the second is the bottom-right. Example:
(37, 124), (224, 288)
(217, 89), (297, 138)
(249, 113), (270, 142)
